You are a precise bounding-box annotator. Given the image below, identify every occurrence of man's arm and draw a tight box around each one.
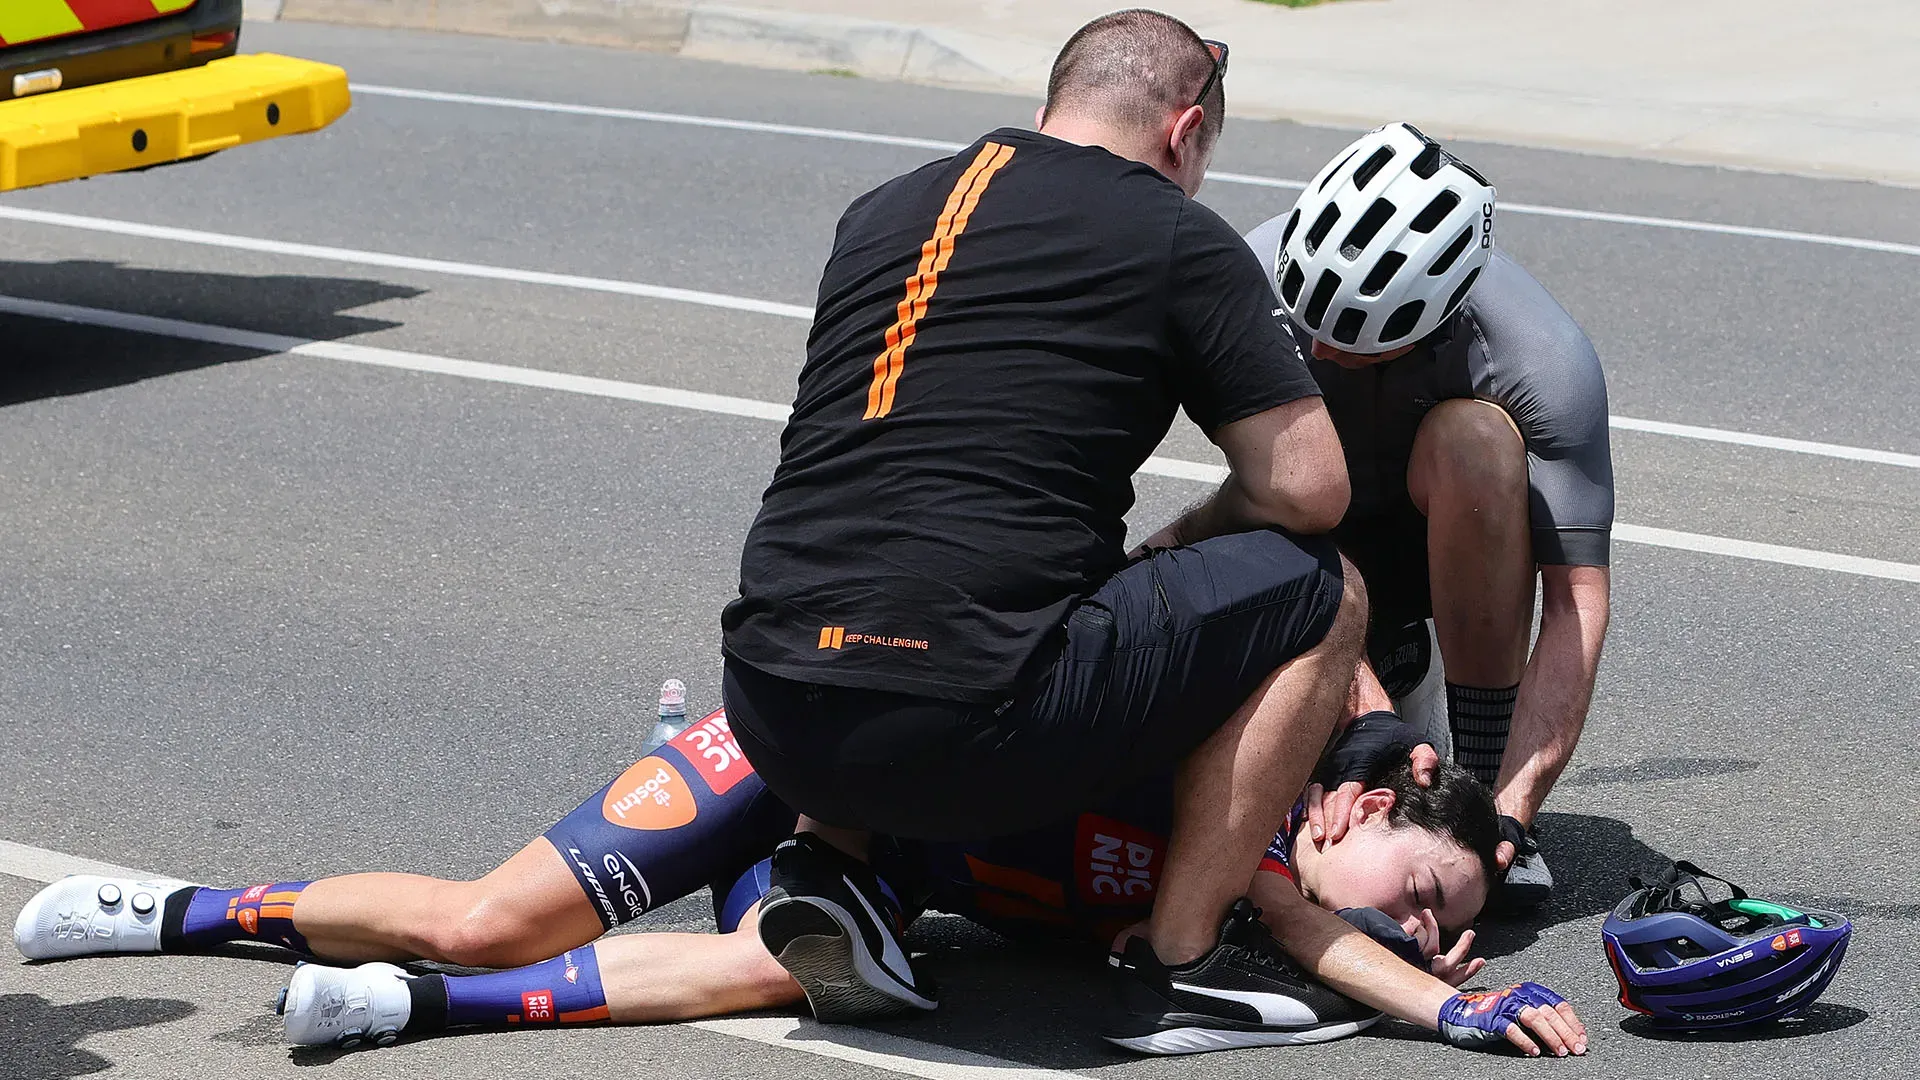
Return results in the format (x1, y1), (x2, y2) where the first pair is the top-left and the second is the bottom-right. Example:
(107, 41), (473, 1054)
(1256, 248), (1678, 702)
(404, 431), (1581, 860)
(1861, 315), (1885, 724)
(1494, 564), (1609, 826)
(1136, 397), (1349, 550)
(1248, 875), (1586, 1056)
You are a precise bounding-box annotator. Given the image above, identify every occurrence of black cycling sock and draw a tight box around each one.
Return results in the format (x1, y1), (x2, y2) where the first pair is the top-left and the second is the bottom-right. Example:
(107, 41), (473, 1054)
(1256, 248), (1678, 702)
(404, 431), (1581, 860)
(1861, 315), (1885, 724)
(1447, 682), (1517, 785)
(405, 973), (450, 1034)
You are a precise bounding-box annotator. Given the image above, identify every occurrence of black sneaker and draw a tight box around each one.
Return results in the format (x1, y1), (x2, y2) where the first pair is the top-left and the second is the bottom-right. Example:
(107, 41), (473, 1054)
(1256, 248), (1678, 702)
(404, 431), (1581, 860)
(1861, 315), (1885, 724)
(1103, 900), (1379, 1055)
(756, 834), (937, 1022)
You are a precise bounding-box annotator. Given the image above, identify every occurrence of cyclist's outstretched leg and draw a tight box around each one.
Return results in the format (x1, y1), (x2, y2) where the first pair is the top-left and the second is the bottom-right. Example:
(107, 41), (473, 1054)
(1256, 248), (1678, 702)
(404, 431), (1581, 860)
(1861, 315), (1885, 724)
(16, 709), (794, 968)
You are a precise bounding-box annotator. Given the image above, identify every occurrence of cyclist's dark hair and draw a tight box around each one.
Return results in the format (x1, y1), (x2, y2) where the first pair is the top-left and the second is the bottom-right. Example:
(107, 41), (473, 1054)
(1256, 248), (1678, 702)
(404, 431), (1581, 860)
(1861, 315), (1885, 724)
(1364, 757), (1502, 886)
(1043, 9), (1224, 145)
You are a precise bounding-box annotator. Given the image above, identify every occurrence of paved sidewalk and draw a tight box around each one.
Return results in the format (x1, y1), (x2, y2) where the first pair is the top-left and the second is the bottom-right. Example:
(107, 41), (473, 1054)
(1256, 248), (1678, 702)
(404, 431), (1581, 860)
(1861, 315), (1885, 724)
(267, 0), (1920, 186)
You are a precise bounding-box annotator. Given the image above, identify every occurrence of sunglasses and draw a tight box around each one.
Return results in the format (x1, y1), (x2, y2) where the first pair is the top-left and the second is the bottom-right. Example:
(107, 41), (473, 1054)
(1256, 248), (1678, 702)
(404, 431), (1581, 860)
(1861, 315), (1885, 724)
(1191, 39), (1229, 110)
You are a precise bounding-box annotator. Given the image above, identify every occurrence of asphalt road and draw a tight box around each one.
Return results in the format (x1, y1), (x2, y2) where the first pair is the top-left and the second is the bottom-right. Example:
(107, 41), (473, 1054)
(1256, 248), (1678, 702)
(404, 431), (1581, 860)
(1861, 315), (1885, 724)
(3, 20), (1918, 1080)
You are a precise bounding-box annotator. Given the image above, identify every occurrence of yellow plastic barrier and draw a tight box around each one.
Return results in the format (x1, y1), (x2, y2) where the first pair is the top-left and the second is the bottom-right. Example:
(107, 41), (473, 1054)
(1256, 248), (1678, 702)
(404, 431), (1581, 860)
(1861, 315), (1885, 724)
(0, 53), (349, 191)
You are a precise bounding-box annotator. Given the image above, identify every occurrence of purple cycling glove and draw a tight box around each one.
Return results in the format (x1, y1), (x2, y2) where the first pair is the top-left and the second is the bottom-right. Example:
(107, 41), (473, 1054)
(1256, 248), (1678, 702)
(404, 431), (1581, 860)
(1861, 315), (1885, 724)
(1437, 982), (1567, 1050)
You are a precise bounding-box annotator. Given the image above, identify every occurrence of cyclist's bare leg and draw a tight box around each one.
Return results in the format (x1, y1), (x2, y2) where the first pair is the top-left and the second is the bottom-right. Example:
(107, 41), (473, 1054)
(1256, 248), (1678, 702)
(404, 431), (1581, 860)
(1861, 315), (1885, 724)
(1408, 399), (1533, 685)
(601, 903), (803, 1023)
(294, 839), (602, 967)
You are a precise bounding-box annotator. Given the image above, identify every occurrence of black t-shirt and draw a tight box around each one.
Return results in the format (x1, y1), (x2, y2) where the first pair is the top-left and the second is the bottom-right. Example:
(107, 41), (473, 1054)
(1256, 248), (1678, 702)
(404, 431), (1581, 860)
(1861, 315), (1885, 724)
(722, 128), (1321, 703)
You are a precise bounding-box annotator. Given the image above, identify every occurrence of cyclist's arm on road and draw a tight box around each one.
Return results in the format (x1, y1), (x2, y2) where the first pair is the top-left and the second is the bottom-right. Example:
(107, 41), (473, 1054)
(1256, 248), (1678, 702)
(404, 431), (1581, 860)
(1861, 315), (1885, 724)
(1139, 202), (1348, 549)
(1249, 874), (1584, 1055)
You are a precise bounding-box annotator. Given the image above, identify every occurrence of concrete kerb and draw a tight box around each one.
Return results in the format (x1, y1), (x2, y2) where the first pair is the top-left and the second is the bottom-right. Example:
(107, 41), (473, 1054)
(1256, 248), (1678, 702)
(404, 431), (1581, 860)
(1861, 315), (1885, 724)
(261, 0), (1920, 188)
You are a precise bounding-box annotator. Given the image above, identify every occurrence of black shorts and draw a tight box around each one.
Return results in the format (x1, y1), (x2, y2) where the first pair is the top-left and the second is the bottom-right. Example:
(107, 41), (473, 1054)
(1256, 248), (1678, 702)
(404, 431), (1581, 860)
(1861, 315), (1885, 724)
(724, 528), (1345, 841)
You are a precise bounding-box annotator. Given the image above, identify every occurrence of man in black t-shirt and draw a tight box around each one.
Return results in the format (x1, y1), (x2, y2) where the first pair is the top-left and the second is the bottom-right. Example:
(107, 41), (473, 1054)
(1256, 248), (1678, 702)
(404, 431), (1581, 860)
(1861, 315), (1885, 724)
(720, 11), (1450, 1052)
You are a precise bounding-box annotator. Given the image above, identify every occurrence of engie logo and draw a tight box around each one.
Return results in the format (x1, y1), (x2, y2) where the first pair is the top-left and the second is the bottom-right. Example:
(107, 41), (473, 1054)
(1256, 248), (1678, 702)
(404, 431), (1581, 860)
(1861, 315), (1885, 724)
(1075, 814), (1164, 906)
(670, 708), (752, 795)
(601, 756), (697, 830)
(1715, 948), (1756, 969)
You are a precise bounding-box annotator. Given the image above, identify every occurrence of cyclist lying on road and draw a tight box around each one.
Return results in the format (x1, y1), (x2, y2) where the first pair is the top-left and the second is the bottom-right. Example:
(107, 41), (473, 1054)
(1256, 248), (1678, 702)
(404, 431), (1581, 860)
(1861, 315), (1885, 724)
(15, 705), (1584, 1057)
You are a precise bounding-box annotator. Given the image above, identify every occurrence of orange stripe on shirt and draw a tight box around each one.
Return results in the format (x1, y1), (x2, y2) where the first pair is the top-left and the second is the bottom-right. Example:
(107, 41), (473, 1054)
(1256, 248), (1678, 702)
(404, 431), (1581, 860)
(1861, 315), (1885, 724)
(558, 1005), (612, 1023)
(862, 141), (1015, 421)
(257, 905), (298, 920)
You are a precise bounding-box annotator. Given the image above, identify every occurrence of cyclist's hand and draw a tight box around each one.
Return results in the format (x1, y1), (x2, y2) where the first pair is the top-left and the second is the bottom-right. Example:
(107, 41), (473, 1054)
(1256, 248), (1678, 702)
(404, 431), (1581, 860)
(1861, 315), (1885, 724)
(1305, 734), (1439, 846)
(1437, 983), (1587, 1057)
(1425, 921), (1486, 987)
(1304, 779), (1363, 845)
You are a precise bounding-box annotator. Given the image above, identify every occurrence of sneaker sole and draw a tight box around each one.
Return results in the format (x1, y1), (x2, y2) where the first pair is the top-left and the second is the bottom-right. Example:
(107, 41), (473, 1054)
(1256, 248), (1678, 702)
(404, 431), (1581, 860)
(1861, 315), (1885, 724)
(758, 889), (935, 1022)
(1103, 1013), (1379, 1055)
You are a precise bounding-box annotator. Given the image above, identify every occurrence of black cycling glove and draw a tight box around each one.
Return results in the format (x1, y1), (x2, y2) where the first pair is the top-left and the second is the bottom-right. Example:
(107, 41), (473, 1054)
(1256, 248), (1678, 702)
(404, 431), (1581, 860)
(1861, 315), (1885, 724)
(1313, 710), (1432, 789)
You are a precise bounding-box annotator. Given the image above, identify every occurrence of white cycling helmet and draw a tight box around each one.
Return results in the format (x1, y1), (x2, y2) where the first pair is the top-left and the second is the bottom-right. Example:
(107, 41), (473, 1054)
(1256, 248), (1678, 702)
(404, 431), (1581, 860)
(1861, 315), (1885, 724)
(1275, 122), (1496, 353)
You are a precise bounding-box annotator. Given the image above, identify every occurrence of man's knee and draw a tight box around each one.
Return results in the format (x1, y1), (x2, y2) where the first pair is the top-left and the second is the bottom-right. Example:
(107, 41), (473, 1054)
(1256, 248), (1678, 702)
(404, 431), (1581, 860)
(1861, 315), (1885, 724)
(1408, 400), (1526, 511)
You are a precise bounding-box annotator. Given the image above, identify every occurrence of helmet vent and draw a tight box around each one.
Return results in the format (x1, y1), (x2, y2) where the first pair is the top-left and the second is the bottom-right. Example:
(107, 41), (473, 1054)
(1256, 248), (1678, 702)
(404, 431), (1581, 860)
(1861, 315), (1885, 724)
(1279, 260), (1305, 307)
(1443, 265), (1483, 316)
(1319, 148), (1361, 191)
(1303, 269), (1342, 330)
(1303, 204), (1342, 257)
(1279, 208), (1302, 247)
(1331, 307), (1367, 346)
(1350, 146), (1395, 190)
(1428, 226), (1475, 276)
(1340, 198), (1397, 260)
(1409, 143), (1444, 179)
(1409, 190), (1461, 234)
(1358, 251), (1407, 297)
(1380, 299), (1424, 342)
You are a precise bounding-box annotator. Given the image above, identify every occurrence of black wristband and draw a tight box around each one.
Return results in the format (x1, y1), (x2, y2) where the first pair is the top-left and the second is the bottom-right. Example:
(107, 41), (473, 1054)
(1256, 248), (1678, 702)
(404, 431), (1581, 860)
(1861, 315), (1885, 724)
(1314, 710), (1432, 789)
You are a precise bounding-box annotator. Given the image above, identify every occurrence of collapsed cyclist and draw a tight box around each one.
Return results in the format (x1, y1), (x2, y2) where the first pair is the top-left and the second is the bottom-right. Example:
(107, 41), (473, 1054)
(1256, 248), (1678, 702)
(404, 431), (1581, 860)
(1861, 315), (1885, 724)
(17, 704), (1582, 1057)
(1239, 124), (1616, 908)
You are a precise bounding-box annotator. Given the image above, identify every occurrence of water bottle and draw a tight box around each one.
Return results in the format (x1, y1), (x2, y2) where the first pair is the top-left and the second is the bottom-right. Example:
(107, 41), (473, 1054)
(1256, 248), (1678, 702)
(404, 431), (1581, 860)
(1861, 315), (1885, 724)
(642, 679), (689, 753)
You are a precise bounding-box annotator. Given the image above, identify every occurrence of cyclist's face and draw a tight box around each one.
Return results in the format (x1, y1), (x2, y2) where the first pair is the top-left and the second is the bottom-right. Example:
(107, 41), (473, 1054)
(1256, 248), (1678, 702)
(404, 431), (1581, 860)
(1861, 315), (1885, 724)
(1310, 339), (1419, 369)
(1301, 812), (1488, 937)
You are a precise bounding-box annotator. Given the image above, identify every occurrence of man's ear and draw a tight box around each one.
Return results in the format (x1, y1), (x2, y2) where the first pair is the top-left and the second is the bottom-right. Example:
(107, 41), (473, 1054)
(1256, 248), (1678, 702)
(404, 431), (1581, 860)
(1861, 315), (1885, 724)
(1035, 105), (1048, 130)
(1349, 788), (1398, 828)
(1167, 104), (1206, 163)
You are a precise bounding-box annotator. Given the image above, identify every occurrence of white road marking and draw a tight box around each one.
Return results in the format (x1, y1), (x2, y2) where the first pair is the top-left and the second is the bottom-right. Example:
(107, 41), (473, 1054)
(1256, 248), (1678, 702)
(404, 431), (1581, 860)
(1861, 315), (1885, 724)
(0, 839), (145, 883)
(2, 207), (1914, 471)
(691, 1017), (1088, 1080)
(1607, 416), (1920, 470)
(0, 206), (813, 321)
(349, 83), (1920, 262)
(1614, 524), (1920, 584)
(6, 293), (1916, 586)
(0, 839), (1086, 1080)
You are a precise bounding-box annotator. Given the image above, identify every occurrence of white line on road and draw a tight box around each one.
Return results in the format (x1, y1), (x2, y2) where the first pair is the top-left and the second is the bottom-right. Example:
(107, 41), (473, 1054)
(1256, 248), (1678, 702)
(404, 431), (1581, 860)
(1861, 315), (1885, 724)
(0, 839), (1085, 1080)
(2, 206), (1915, 471)
(0, 206), (813, 321)
(6, 293), (1916, 586)
(349, 83), (1920, 262)
(691, 1018), (1087, 1080)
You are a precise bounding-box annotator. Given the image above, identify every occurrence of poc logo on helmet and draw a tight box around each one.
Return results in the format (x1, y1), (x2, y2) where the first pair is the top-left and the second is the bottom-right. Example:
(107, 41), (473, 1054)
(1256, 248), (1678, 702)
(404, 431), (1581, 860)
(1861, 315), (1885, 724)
(1481, 202), (1494, 249)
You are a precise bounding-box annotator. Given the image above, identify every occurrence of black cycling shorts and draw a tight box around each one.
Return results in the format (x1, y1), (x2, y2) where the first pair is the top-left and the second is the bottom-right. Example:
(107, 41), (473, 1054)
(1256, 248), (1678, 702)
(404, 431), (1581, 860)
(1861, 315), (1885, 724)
(724, 528), (1345, 841)
(1334, 494), (1432, 642)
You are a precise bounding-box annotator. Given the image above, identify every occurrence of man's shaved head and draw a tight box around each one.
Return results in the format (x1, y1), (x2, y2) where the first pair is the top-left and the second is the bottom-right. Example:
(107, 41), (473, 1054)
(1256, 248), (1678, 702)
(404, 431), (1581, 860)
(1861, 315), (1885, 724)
(1044, 9), (1224, 145)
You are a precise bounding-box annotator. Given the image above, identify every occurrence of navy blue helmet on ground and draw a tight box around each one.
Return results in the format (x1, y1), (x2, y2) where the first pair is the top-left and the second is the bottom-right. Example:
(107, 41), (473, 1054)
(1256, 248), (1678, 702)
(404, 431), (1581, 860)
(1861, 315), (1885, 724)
(1602, 861), (1850, 1030)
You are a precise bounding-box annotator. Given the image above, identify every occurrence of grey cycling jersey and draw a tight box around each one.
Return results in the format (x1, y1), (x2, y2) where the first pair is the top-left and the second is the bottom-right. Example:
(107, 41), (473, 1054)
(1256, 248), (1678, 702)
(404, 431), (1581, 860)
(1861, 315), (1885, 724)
(1244, 215), (1615, 566)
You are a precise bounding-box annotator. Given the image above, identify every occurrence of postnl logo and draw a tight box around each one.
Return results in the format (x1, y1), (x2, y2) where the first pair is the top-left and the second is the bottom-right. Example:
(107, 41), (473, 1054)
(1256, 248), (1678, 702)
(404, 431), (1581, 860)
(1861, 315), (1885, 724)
(669, 708), (753, 795)
(1075, 814), (1165, 906)
(601, 756), (697, 830)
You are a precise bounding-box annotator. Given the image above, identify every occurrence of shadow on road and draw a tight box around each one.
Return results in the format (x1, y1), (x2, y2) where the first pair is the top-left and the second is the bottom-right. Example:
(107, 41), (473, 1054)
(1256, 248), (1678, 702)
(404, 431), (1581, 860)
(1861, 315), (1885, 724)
(1474, 810), (1679, 959)
(0, 993), (196, 1080)
(0, 259), (424, 407)
(1621, 1002), (1869, 1041)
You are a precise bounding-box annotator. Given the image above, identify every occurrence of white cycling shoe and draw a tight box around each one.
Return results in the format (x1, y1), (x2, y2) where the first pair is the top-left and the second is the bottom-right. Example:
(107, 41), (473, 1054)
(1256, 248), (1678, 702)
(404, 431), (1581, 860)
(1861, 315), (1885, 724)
(13, 875), (194, 960)
(278, 961), (415, 1048)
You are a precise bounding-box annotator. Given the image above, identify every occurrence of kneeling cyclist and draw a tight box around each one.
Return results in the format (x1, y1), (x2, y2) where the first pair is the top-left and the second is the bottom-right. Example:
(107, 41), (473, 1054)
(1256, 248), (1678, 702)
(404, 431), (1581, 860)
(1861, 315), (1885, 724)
(1243, 124), (1616, 908)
